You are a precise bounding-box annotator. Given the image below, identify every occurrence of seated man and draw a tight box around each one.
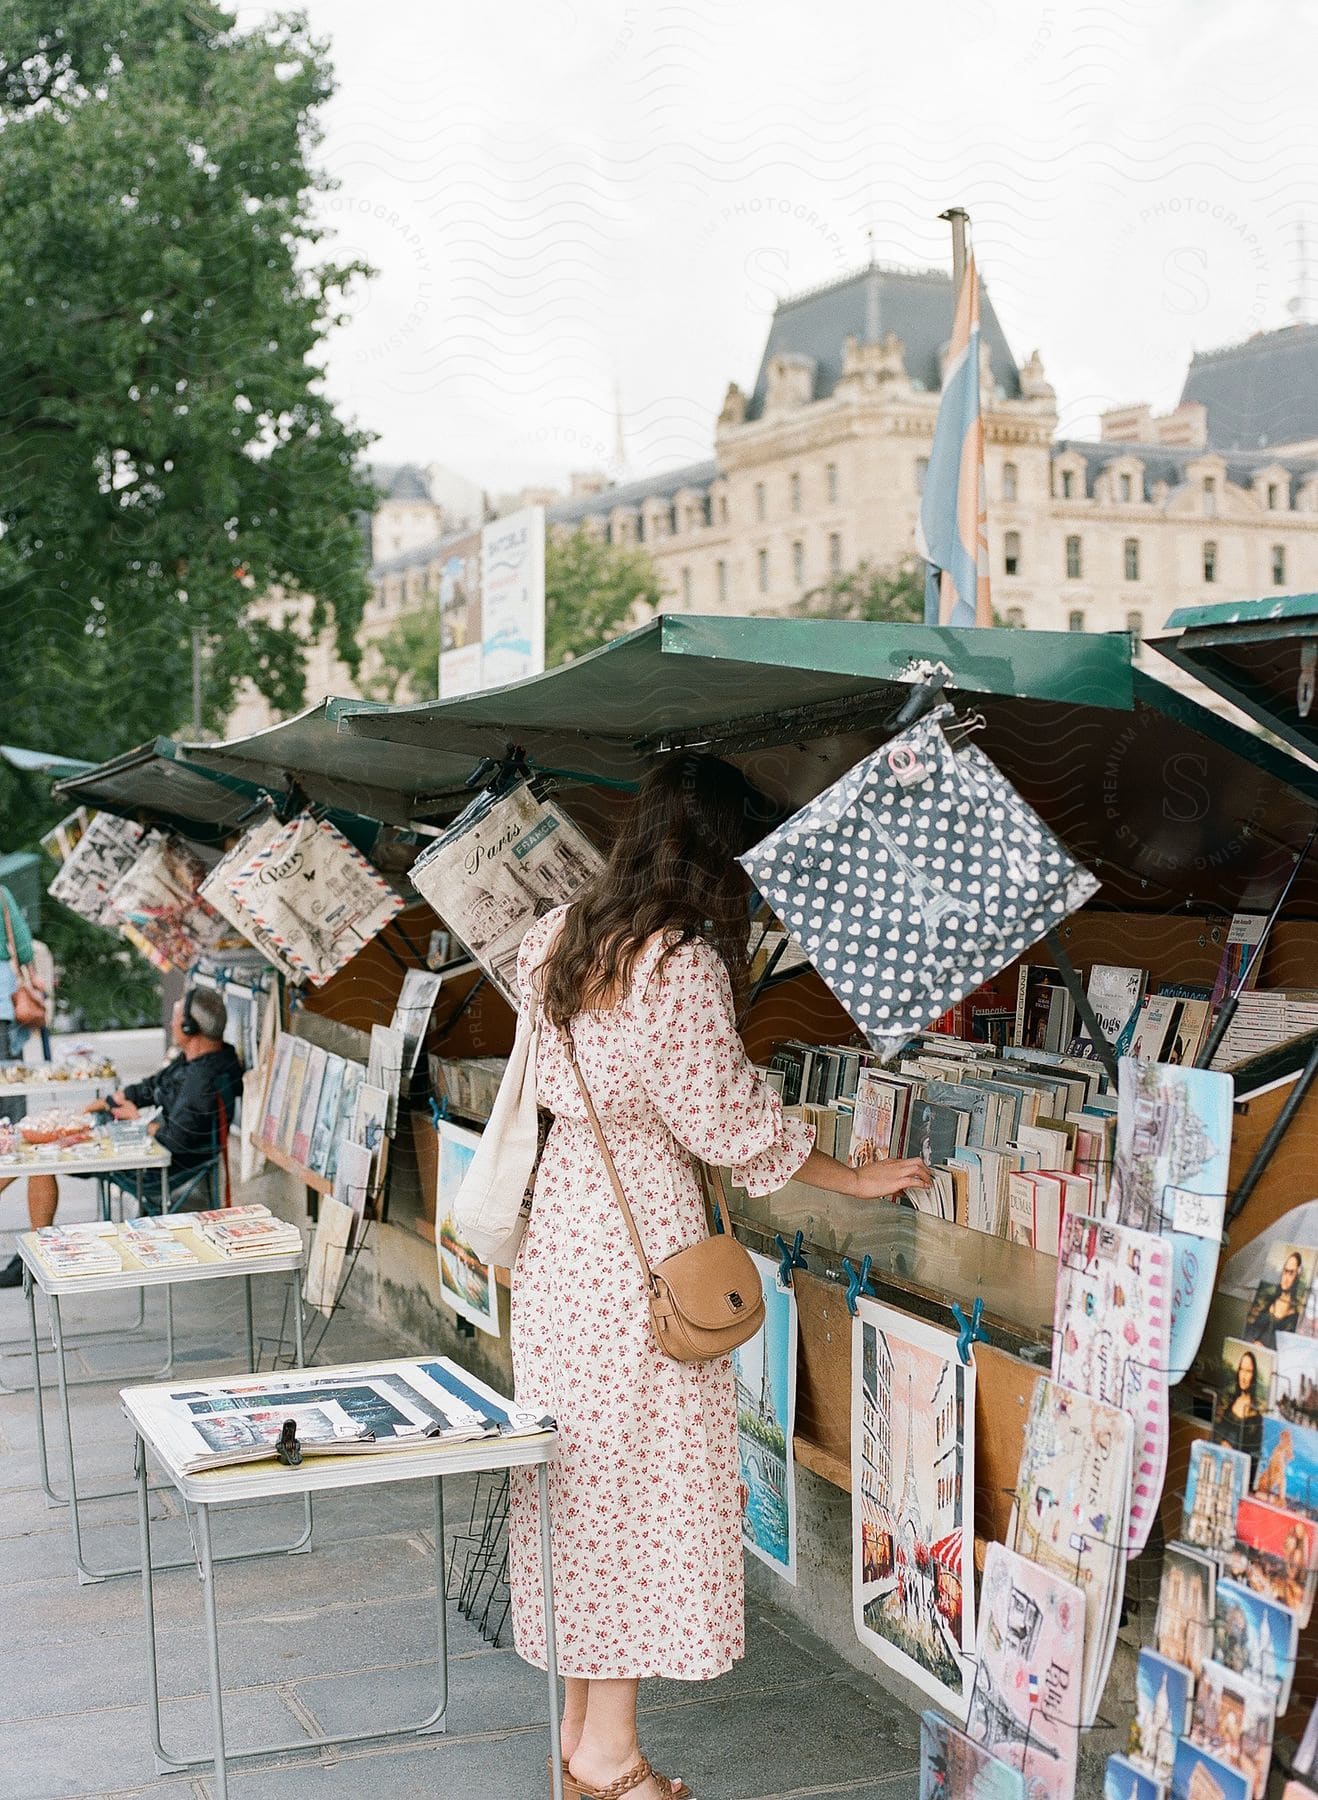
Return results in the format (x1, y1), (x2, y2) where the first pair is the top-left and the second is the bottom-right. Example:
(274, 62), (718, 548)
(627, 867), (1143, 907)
(0, 988), (243, 1287)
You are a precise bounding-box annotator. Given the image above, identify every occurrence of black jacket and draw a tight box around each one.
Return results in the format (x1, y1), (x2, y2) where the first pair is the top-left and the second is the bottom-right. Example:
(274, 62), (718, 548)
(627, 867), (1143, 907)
(124, 1045), (244, 1174)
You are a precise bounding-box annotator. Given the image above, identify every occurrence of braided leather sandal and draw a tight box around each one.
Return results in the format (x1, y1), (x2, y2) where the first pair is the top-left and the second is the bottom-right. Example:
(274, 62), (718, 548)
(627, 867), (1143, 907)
(555, 1754), (686, 1798)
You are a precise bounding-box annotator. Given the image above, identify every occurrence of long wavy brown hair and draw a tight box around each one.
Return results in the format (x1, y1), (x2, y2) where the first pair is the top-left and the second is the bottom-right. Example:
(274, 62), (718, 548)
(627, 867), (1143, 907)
(540, 753), (778, 1029)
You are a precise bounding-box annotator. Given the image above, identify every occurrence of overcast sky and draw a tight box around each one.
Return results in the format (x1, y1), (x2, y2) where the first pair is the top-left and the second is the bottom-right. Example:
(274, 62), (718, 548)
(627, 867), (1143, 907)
(238, 0), (1318, 495)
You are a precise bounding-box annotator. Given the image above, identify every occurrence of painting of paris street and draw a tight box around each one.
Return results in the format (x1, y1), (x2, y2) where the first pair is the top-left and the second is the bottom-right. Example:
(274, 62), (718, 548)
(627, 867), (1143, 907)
(852, 1298), (977, 1718)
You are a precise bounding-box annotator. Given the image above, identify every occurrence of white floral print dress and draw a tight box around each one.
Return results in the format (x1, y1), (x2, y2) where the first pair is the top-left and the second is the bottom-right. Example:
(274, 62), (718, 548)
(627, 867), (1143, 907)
(507, 906), (815, 1681)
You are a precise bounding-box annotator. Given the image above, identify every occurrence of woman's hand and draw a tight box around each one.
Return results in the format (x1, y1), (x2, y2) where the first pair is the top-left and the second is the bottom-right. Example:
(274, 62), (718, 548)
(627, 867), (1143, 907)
(852, 1158), (935, 1201)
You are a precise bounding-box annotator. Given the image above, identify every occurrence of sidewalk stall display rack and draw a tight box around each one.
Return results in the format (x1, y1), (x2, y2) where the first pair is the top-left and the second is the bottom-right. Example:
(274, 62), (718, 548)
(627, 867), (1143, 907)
(37, 605), (1318, 1795)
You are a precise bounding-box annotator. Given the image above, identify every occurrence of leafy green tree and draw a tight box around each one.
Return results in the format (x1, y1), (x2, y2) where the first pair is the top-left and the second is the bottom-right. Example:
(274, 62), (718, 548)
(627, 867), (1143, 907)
(786, 558), (927, 623)
(365, 526), (663, 699)
(0, 0), (376, 1024)
(0, 0), (377, 757)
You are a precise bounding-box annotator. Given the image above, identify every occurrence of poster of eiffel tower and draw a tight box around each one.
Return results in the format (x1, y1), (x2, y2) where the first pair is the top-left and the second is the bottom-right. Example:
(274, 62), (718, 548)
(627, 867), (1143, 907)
(852, 1298), (978, 1718)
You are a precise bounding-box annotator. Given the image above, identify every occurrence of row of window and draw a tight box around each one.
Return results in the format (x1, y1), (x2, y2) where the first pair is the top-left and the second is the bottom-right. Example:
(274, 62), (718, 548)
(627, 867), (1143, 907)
(753, 462), (841, 521)
(1002, 534), (1288, 586)
(681, 533), (846, 606)
(925, 460), (1293, 513)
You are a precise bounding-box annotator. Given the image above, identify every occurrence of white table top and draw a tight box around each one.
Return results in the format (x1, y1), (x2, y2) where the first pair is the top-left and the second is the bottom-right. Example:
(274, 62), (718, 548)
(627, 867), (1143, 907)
(18, 1222), (304, 1297)
(0, 1141), (170, 1182)
(0, 1075), (116, 1100)
(121, 1356), (557, 1504)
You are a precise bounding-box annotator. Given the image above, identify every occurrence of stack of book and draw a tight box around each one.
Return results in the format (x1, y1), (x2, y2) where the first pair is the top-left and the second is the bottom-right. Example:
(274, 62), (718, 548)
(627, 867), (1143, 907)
(32, 1221), (124, 1278)
(1209, 988), (1318, 1069)
(194, 1204), (303, 1259)
(119, 1217), (200, 1270)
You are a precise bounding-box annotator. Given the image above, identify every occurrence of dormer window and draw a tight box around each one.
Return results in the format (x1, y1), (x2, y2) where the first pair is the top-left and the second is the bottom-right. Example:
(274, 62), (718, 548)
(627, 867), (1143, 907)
(1119, 473), (1133, 503)
(1061, 470), (1074, 499)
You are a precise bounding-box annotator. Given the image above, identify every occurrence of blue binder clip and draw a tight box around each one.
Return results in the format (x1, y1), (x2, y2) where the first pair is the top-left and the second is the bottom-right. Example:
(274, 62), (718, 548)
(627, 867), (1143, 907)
(427, 1096), (449, 1131)
(951, 1296), (986, 1364)
(842, 1254), (875, 1316)
(774, 1231), (808, 1289)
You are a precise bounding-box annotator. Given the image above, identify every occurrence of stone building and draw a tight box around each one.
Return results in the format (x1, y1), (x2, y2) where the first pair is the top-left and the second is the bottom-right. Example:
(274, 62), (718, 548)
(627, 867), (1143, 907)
(225, 266), (1318, 737)
(546, 265), (1318, 661)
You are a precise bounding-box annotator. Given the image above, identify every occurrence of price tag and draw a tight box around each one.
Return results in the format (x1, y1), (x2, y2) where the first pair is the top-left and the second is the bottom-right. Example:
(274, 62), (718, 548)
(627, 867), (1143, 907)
(1168, 1184), (1223, 1240)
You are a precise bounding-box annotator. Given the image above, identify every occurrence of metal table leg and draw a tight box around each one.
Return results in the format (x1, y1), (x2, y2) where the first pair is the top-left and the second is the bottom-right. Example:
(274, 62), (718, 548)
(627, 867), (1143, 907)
(541, 1461), (564, 1800)
(196, 1504), (230, 1800)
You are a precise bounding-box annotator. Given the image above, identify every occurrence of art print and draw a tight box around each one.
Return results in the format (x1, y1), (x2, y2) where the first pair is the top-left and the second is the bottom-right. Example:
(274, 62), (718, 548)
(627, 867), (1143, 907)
(1108, 1057), (1234, 1384)
(1009, 1377), (1131, 1726)
(106, 834), (226, 971)
(1256, 1415), (1318, 1520)
(1230, 1496), (1318, 1628)
(303, 1197), (353, 1318)
(409, 782), (602, 1004)
(1130, 1647), (1191, 1786)
(47, 812), (144, 926)
(228, 813), (403, 987)
(390, 970), (444, 1079)
(1156, 1542), (1217, 1678)
(731, 1250), (797, 1583)
(1171, 1738), (1251, 1800)
(1105, 1754), (1160, 1800)
(1213, 1339), (1275, 1467)
(307, 1055), (346, 1176)
(351, 1082), (391, 1184)
(331, 1140), (373, 1244)
(1213, 1576), (1299, 1713)
(1182, 1439), (1251, 1558)
(1275, 1332), (1318, 1428)
(1243, 1243), (1314, 1350)
(966, 1543), (1083, 1800)
(436, 1120), (499, 1337)
(852, 1299), (976, 1717)
(921, 1709), (1025, 1800)
(1189, 1658), (1275, 1800)
(1052, 1213), (1170, 1557)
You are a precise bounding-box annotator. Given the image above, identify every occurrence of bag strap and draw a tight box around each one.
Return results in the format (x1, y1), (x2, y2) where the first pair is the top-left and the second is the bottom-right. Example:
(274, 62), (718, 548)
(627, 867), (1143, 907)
(1, 895), (21, 981)
(564, 1025), (658, 1294)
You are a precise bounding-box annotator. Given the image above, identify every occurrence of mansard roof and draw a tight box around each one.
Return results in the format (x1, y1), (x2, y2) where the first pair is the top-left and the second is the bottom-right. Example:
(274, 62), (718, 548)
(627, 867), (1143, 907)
(745, 263), (1022, 420)
(546, 458), (719, 527)
(1179, 322), (1318, 450)
(1052, 437), (1318, 501)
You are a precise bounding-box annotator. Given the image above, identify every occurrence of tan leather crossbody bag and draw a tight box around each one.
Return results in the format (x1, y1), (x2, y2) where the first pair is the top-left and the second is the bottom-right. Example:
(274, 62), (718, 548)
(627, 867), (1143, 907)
(566, 1027), (765, 1363)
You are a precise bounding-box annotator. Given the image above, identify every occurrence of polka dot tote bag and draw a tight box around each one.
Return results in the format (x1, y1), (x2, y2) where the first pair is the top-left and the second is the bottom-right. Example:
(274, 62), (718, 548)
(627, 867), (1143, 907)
(738, 710), (1099, 1059)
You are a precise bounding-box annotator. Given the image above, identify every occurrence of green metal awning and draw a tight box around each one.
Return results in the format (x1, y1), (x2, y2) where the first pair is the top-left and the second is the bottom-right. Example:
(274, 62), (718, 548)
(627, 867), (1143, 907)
(0, 743), (96, 781)
(328, 614), (1318, 916)
(1154, 592), (1318, 762)
(179, 701), (479, 826)
(51, 736), (379, 852)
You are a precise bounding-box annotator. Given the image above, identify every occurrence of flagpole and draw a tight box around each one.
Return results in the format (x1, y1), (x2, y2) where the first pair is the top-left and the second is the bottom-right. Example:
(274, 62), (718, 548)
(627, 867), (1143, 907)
(939, 206), (969, 300)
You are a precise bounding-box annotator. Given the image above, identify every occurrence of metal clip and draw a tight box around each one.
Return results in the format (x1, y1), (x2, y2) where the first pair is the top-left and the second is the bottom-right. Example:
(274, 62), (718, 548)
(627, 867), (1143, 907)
(276, 1419), (303, 1467)
(774, 1230), (808, 1289)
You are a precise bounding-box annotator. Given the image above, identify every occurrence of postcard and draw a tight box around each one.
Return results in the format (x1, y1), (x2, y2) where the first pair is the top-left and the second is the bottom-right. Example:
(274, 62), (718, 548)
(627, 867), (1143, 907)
(921, 1709), (1025, 1800)
(1052, 1213), (1171, 1557)
(1108, 1057), (1234, 1384)
(1213, 1575), (1298, 1713)
(1008, 1377), (1131, 1727)
(966, 1543), (1083, 1800)
(1183, 1439), (1252, 1558)
(1256, 1415), (1318, 1521)
(852, 1299), (977, 1718)
(1170, 1738), (1251, 1800)
(1213, 1339), (1276, 1467)
(1230, 1496), (1318, 1628)
(1189, 1658), (1275, 1800)
(1155, 1542), (1217, 1679)
(436, 1120), (500, 1338)
(1105, 1754), (1161, 1800)
(1242, 1243), (1315, 1350)
(731, 1250), (797, 1584)
(1130, 1647), (1191, 1785)
(1274, 1333), (1318, 1429)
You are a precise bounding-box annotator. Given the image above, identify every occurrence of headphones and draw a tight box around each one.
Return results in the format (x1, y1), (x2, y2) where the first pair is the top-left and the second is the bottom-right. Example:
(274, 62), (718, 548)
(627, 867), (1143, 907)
(179, 991), (201, 1037)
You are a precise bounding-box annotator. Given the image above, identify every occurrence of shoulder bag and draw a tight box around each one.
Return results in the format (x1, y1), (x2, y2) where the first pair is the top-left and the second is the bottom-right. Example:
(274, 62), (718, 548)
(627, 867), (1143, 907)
(2, 896), (48, 1030)
(566, 1026), (765, 1363)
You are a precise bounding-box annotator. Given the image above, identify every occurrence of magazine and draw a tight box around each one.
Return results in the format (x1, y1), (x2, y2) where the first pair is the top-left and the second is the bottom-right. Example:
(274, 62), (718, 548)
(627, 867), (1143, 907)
(409, 781), (603, 1004)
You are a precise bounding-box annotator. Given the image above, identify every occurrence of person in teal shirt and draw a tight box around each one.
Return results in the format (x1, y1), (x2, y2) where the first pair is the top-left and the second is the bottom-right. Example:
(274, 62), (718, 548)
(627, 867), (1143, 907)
(0, 885), (32, 1063)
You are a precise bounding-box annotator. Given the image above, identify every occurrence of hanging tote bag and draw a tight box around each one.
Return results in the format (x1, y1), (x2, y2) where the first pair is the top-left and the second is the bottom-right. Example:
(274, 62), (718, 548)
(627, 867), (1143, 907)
(2, 896), (48, 1030)
(566, 1028), (765, 1364)
(450, 1004), (543, 1266)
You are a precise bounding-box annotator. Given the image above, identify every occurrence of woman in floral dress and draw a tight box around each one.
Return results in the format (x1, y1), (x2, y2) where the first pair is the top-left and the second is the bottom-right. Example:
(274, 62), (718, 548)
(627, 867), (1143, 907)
(508, 754), (931, 1800)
